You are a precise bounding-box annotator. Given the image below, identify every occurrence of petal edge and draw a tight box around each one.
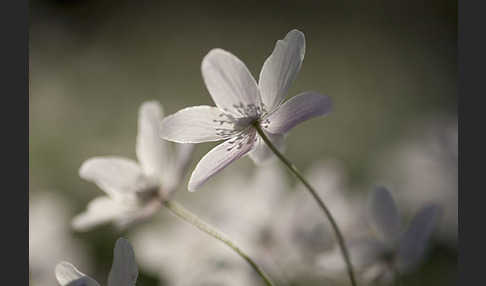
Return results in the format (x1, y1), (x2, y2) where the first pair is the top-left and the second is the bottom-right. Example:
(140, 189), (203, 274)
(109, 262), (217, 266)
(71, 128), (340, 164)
(259, 29), (306, 110)
(264, 92), (332, 134)
(188, 131), (256, 191)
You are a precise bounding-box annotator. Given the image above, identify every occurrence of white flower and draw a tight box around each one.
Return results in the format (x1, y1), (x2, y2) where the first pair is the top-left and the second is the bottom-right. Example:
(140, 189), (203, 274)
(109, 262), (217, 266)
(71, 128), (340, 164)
(30, 192), (92, 286)
(371, 116), (457, 246)
(160, 29), (332, 191)
(55, 238), (138, 286)
(72, 101), (194, 231)
(318, 187), (440, 284)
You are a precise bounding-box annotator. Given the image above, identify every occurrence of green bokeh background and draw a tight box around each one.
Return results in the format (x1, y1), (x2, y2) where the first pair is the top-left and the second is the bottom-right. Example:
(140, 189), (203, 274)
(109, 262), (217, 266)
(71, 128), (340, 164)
(29, 0), (457, 285)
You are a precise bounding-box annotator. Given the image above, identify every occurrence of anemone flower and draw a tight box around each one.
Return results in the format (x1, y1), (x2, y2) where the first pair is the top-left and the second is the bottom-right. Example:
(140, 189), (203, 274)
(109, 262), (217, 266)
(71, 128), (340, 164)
(55, 238), (138, 286)
(373, 117), (457, 246)
(318, 187), (440, 284)
(73, 101), (194, 231)
(160, 29), (332, 191)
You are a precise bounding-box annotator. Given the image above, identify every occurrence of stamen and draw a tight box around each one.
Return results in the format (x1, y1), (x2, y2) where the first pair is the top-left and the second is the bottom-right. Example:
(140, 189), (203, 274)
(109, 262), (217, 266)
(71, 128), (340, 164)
(224, 131), (255, 152)
(261, 118), (271, 129)
(229, 102), (263, 119)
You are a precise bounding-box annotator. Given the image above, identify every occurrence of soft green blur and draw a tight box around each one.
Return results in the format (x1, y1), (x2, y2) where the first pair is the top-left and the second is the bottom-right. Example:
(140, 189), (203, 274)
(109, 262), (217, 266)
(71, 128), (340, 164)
(30, 0), (457, 285)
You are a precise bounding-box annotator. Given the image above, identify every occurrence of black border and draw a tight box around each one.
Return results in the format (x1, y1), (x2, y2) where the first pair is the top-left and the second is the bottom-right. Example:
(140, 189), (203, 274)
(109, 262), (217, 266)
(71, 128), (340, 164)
(458, 0), (483, 285)
(2, 0), (28, 284)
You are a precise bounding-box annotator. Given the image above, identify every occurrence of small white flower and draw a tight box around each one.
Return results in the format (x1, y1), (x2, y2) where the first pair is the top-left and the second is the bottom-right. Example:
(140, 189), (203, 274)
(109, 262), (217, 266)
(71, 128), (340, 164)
(318, 187), (440, 284)
(55, 238), (138, 286)
(160, 29), (332, 191)
(72, 101), (194, 231)
(372, 116), (457, 246)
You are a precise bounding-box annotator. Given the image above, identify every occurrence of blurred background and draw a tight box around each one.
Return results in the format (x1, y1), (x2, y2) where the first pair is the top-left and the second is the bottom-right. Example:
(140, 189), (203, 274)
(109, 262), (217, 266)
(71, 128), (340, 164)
(29, 0), (457, 285)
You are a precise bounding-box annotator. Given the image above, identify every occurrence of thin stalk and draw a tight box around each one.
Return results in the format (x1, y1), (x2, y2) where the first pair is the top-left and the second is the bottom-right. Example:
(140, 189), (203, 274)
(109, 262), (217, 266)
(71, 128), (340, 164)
(162, 199), (275, 286)
(253, 123), (358, 286)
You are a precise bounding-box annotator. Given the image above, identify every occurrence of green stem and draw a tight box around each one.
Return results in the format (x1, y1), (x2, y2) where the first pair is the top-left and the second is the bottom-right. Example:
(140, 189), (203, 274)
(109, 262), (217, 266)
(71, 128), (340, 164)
(253, 123), (358, 286)
(163, 200), (275, 286)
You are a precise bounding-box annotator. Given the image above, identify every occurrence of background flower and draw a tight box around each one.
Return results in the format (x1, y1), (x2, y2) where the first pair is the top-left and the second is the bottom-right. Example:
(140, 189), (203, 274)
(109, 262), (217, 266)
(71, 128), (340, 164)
(131, 160), (370, 285)
(55, 238), (138, 286)
(370, 116), (458, 247)
(130, 164), (286, 286)
(318, 187), (440, 285)
(268, 160), (368, 281)
(72, 101), (194, 231)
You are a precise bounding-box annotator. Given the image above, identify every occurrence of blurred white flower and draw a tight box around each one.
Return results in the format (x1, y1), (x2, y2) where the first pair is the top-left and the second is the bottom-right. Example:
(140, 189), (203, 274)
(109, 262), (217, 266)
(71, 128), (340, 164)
(160, 29), (332, 191)
(133, 221), (260, 286)
(73, 101), (194, 231)
(371, 116), (457, 246)
(29, 192), (92, 286)
(267, 160), (368, 281)
(318, 187), (440, 284)
(55, 238), (138, 286)
(132, 160), (364, 284)
(130, 164), (287, 286)
(191, 162), (288, 244)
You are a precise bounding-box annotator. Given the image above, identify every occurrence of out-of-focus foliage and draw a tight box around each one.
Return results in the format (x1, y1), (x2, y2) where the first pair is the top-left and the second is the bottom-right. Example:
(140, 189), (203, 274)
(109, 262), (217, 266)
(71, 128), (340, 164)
(29, 0), (456, 285)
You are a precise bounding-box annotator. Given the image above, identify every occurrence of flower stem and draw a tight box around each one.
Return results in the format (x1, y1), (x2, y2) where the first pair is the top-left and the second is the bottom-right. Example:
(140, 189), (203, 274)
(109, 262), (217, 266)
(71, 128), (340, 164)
(253, 123), (358, 286)
(162, 200), (275, 286)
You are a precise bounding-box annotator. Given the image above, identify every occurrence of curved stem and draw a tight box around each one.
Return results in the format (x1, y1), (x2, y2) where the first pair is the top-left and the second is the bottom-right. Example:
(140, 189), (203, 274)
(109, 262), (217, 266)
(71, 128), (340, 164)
(253, 123), (358, 286)
(162, 200), (275, 286)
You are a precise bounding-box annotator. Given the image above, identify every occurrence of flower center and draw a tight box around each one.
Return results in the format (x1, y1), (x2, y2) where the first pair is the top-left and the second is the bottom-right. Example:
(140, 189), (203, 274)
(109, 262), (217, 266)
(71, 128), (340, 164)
(381, 250), (397, 266)
(213, 103), (265, 137)
(231, 102), (263, 118)
(135, 185), (160, 204)
(225, 131), (256, 152)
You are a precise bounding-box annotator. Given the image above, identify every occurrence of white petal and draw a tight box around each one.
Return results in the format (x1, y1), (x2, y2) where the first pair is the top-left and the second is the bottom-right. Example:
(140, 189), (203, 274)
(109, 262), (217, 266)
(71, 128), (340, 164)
(163, 143), (195, 193)
(114, 200), (162, 230)
(201, 49), (261, 117)
(248, 132), (284, 165)
(71, 197), (132, 231)
(368, 186), (401, 243)
(173, 143), (195, 177)
(55, 262), (100, 286)
(79, 157), (148, 198)
(397, 204), (440, 270)
(264, 92), (332, 134)
(108, 238), (139, 286)
(259, 29), (306, 110)
(188, 131), (256, 191)
(136, 101), (168, 178)
(160, 106), (238, 143)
